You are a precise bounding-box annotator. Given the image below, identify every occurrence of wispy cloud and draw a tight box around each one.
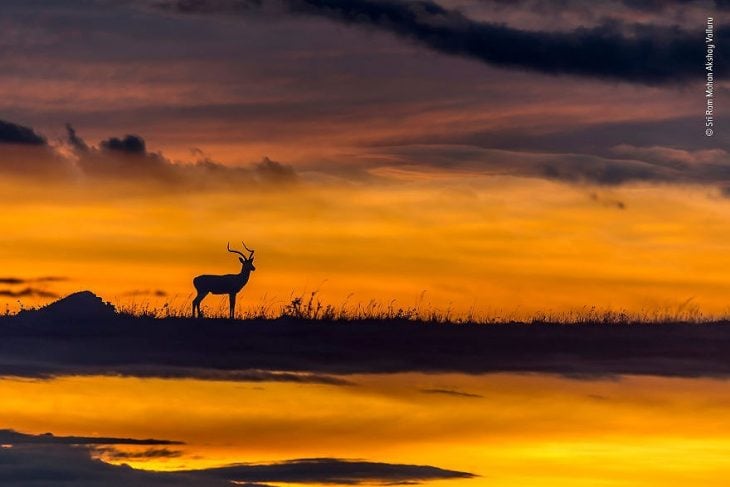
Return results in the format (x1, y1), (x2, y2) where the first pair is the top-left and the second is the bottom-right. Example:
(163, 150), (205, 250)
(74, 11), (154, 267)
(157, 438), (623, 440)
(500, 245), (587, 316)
(0, 288), (58, 298)
(360, 143), (730, 190)
(91, 446), (184, 460)
(119, 289), (168, 298)
(0, 276), (67, 285)
(420, 388), (483, 399)
(0, 429), (181, 446)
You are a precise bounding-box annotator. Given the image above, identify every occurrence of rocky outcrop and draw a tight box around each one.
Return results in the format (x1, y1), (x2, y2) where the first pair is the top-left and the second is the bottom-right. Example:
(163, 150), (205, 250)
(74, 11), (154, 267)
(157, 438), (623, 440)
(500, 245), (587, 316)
(20, 290), (116, 321)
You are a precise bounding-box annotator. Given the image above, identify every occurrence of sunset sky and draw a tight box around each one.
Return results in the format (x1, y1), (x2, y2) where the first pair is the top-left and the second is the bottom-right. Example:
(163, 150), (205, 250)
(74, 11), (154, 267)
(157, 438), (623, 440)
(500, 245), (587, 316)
(4, 1), (730, 486)
(1, 0), (728, 316)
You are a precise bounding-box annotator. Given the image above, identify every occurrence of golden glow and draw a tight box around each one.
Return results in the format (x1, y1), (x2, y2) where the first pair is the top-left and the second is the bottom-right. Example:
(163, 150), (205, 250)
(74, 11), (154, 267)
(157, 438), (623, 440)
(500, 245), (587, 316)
(4, 174), (730, 317)
(3, 373), (730, 485)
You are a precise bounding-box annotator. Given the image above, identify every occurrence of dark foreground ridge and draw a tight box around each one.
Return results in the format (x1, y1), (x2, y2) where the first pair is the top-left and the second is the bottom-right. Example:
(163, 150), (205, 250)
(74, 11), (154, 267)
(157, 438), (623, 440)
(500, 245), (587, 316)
(4, 291), (730, 380)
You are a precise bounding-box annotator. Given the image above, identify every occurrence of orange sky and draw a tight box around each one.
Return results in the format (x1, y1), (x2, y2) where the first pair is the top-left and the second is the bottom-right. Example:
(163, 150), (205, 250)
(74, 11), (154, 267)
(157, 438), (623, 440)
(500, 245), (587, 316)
(4, 172), (730, 318)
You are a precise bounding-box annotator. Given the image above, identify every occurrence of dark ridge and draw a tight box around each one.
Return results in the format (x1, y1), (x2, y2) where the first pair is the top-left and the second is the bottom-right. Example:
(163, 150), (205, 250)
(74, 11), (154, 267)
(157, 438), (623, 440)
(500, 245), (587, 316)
(2, 290), (730, 379)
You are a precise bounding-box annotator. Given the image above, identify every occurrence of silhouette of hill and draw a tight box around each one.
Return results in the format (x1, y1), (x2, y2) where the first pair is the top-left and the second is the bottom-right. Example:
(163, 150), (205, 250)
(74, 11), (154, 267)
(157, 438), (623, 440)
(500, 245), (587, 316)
(19, 290), (116, 321)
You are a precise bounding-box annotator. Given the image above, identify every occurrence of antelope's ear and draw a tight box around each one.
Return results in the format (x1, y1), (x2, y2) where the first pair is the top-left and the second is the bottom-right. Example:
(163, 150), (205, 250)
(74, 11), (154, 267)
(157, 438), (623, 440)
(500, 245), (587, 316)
(239, 257), (244, 264)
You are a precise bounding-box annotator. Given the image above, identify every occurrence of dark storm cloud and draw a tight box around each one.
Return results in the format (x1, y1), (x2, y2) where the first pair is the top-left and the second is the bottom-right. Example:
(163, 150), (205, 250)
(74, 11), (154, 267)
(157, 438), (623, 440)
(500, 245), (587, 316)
(160, 0), (721, 84)
(0, 431), (472, 486)
(0, 119), (46, 146)
(5, 305), (730, 379)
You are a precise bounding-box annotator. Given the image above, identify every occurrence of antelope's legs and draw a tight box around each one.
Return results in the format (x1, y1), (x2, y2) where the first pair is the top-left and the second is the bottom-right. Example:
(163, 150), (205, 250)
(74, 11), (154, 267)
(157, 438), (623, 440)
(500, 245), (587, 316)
(192, 291), (208, 318)
(229, 293), (236, 319)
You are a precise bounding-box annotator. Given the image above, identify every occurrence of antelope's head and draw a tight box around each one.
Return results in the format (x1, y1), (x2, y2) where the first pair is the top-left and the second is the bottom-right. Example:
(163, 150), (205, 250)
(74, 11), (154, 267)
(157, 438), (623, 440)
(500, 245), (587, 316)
(228, 241), (256, 272)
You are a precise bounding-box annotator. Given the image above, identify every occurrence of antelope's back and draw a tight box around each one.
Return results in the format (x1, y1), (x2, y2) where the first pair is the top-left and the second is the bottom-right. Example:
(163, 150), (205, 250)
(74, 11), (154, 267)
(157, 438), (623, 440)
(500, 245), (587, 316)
(193, 274), (238, 294)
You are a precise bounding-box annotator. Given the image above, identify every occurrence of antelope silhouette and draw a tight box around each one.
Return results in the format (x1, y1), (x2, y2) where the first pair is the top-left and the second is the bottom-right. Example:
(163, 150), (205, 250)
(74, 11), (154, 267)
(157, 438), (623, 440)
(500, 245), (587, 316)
(192, 242), (255, 319)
